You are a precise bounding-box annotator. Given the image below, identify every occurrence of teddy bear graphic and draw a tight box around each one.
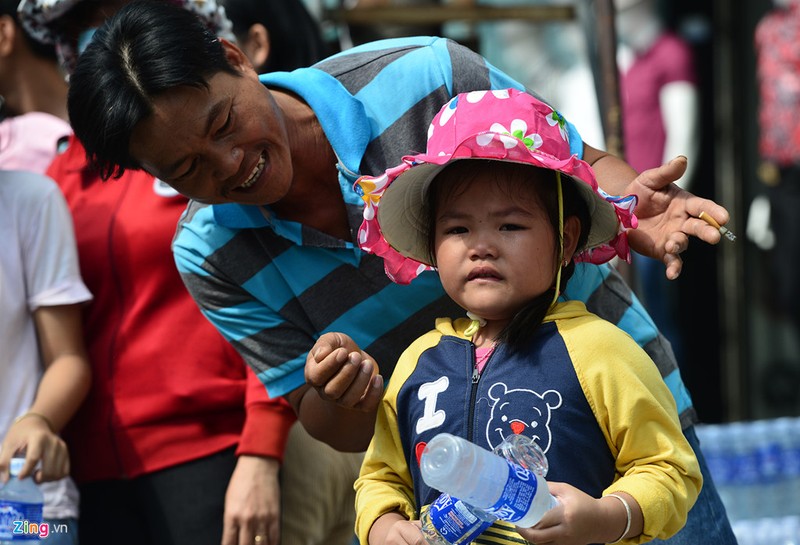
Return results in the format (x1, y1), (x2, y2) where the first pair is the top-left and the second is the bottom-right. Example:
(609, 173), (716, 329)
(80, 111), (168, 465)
(484, 382), (563, 453)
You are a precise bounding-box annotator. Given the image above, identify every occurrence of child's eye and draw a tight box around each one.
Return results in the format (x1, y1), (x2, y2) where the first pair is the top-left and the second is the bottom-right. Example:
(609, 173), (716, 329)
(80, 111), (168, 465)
(500, 224), (524, 231)
(444, 226), (467, 235)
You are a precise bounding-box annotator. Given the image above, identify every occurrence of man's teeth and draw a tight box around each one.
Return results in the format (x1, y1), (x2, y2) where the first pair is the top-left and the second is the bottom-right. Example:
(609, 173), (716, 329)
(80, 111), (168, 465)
(240, 153), (265, 189)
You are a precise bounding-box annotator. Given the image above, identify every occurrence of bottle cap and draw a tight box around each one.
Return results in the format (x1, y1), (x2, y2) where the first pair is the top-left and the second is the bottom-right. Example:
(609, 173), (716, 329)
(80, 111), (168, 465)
(9, 458), (25, 477)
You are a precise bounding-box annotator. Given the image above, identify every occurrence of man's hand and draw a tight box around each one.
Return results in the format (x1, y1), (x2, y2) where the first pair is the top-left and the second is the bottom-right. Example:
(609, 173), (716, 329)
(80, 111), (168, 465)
(624, 156), (730, 279)
(305, 332), (383, 411)
(221, 455), (281, 545)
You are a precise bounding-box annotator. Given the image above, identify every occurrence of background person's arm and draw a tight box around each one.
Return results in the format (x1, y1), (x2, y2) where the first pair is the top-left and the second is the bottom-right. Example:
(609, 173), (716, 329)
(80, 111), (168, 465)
(0, 303), (91, 483)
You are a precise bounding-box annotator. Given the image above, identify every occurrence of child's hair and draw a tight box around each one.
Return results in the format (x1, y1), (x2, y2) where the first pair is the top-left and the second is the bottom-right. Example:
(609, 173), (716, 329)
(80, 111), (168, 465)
(424, 160), (591, 349)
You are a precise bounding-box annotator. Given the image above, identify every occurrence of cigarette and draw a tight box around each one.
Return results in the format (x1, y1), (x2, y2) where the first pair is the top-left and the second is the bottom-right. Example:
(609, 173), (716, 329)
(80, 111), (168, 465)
(699, 211), (736, 242)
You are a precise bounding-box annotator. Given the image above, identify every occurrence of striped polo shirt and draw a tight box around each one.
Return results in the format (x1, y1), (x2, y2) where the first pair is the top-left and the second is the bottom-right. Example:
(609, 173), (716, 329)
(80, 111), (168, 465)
(172, 36), (696, 427)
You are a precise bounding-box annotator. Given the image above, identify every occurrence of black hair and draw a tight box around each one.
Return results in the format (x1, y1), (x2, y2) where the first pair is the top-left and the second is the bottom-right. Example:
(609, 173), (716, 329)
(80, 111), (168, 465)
(426, 160), (591, 350)
(0, 0), (58, 61)
(67, 0), (239, 180)
(220, 0), (328, 73)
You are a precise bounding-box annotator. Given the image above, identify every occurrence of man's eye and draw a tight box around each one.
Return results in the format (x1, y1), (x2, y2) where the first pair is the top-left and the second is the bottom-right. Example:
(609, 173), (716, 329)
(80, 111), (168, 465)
(176, 160), (197, 182)
(218, 111), (232, 135)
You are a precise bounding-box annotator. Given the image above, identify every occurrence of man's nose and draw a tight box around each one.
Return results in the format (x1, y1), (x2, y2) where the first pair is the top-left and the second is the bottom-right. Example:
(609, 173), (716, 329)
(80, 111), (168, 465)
(211, 141), (244, 183)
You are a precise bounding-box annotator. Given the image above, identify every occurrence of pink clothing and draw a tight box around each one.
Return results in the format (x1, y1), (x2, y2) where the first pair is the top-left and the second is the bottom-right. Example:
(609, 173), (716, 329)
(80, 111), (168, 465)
(0, 112), (70, 172)
(619, 32), (697, 173)
(755, 4), (800, 166)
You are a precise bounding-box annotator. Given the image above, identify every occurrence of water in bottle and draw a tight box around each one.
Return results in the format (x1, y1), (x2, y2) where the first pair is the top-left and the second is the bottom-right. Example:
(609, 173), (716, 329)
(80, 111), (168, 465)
(420, 433), (558, 529)
(0, 458), (43, 544)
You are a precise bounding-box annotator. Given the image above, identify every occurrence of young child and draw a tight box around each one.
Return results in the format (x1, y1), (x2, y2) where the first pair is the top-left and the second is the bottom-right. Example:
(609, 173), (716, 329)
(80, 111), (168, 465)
(351, 89), (702, 545)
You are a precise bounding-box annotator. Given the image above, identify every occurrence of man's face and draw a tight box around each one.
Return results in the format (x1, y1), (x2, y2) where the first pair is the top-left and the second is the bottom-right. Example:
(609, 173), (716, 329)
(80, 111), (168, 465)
(129, 43), (295, 206)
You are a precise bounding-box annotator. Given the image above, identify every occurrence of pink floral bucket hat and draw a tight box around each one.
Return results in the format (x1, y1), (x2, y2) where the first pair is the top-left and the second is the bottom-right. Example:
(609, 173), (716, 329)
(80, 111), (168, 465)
(356, 89), (638, 285)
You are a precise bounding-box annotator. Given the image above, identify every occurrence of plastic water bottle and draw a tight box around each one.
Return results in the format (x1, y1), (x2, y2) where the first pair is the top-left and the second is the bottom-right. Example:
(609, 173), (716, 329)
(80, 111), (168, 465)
(420, 433), (558, 532)
(0, 458), (43, 543)
(775, 417), (800, 518)
(419, 434), (551, 545)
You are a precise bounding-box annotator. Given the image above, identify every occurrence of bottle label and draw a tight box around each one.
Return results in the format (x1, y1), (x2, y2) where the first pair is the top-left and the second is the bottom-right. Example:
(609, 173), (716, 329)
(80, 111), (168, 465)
(0, 502), (44, 540)
(483, 460), (537, 523)
(424, 494), (493, 545)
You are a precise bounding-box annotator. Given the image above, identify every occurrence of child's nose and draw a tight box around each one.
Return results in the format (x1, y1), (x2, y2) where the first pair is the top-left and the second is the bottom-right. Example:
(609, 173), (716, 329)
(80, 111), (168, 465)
(468, 234), (497, 259)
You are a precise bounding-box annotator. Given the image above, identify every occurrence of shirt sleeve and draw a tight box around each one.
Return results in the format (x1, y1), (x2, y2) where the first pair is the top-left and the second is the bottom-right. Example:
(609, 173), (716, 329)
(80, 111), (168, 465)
(235, 365), (297, 461)
(21, 173), (92, 309)
(564, 315), (702, 542)
(355, 340), (426, 544)
(173, 204), (314, 397)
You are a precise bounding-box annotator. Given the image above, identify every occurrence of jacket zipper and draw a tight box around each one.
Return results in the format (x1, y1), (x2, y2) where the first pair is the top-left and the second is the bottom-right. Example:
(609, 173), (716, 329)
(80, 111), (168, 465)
(467, 342), (495, 441)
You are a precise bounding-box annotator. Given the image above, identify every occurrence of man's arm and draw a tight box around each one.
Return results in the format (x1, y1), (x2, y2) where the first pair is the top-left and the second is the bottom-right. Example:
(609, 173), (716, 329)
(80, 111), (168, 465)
(286, 332), (384, 452)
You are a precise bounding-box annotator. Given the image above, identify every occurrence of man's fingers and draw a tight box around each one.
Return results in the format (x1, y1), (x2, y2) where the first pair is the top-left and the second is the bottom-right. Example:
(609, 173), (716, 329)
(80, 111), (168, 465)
(638, 155), (688, 191)
(306, 347), (349, 386)
(356, 374), (384, 413)
(663, 253), (683, 280)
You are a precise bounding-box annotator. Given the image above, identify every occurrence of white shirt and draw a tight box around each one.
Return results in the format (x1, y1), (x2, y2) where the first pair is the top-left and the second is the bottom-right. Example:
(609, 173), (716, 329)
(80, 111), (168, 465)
(0, 170), (92, 518)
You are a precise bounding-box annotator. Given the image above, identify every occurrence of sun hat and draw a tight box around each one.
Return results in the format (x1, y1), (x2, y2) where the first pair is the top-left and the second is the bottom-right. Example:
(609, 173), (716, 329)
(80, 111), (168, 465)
(356, 89), (638, 285)
(17, 0), (235, 75)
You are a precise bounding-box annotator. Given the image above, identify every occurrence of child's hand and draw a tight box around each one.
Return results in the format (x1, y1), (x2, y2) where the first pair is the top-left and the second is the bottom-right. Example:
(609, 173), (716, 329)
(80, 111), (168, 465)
(514, 482), (634, 545)
(369, 513), (425, 545)
(305, 332), (383, 411)
(0, 415), (69, 483)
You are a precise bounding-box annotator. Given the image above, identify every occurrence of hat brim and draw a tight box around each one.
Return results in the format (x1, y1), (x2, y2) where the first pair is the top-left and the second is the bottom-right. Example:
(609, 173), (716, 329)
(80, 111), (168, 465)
(377, 135), (621, 265)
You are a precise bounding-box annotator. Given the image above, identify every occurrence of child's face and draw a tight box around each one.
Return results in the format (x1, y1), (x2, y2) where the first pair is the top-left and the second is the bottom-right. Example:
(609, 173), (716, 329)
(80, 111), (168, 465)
(432, 169), (558, 325)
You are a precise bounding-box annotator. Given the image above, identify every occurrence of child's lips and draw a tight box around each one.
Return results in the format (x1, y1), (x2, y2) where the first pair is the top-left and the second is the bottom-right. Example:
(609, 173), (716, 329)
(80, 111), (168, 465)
(467, 267), (502, 281)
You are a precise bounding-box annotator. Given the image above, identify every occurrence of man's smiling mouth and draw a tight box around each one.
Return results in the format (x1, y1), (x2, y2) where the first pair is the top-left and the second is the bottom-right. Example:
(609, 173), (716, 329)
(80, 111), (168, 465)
(238, 151), (266, 189)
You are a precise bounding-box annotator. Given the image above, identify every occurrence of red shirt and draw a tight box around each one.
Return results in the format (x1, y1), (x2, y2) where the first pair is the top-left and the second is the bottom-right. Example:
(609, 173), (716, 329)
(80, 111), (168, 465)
(48, 135), (296, 482)
(619, 32), (697, 172)
(755, 4), (800, 166)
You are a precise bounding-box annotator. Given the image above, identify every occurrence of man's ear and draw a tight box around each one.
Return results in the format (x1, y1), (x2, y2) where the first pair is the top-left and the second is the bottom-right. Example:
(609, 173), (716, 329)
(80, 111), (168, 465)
(0, 15), (17, 57)
(219, 37), (256, 74)
(240, 23), (270, 73)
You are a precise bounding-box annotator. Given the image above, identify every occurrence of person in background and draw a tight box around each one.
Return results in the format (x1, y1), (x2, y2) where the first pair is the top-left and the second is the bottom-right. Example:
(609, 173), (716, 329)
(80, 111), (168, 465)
(63, 2), (732, 544)
(16, 0), (330, 543)
(1, 4), (87, 542)
(0, 168), (92, 545)
(754, 0), (800, 341)
(220, 0), (329, 74)
(0, 0), (70, 169)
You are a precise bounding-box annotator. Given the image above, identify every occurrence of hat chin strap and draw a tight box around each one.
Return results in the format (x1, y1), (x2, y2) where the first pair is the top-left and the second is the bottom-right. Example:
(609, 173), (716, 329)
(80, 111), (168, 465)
(551, 172), (565, 308)
(464, 311), (487, 338)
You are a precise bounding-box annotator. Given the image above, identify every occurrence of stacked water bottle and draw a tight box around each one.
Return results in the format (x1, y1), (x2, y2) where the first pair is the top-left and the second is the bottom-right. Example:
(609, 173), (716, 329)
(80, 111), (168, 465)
(695, 417), (800, 544)
(419, 433), (559, 545)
